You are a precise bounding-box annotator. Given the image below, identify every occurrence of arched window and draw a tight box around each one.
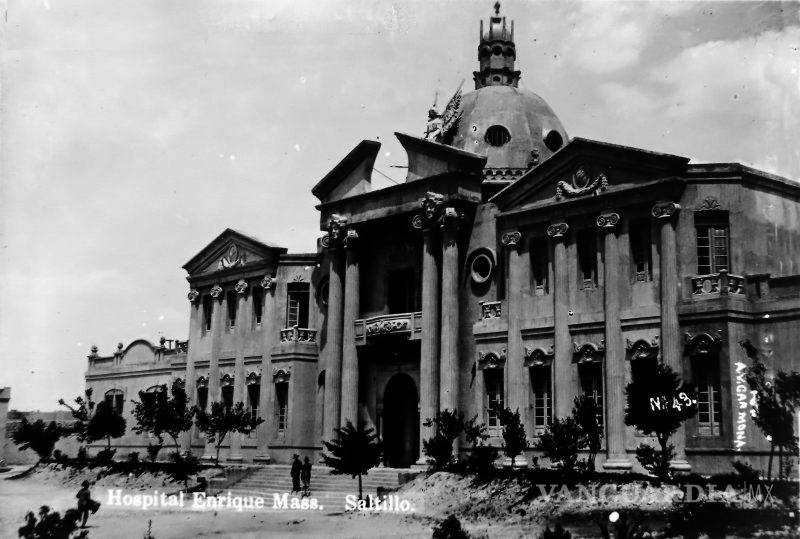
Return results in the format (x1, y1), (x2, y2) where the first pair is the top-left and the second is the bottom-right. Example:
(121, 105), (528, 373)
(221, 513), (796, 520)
(104, 389), (124, 415)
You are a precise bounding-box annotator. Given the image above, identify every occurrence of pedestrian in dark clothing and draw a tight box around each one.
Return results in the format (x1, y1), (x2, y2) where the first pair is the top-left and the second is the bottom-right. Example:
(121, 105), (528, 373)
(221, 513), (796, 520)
(301, 456), (312, 496)
(76, 480), (100, 528)
(290, 454), (302, 493)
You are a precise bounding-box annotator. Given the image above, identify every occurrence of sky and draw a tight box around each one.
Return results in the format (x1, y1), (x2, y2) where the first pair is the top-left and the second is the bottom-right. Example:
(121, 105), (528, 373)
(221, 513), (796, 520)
(1, 0), (798, 410)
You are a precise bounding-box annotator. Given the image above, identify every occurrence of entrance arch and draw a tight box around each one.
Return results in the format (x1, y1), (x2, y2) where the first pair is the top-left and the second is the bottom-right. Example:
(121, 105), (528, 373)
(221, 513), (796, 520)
(383, 373), (419, 468)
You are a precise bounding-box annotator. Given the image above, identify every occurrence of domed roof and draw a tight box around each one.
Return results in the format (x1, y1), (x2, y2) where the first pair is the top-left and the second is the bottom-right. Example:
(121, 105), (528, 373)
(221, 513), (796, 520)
(450, 85), (568, 170)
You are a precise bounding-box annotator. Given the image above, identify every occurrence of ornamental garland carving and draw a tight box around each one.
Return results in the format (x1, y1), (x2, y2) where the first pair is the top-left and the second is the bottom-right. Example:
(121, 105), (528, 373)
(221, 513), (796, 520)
(684, 330), (724, 357)
(625, 336), (660, 361)
(556, 167), (608, 199)
(477, 348), (507, 370)
(596, 212), (620, 229)
(235, 279), (248, 295)
(210, 284), (223, 298)
(187, 289), (200, 303)
(501, 231), (522, 247)
(546, 222), (569, 239)
(651, 202), (681, 219)
(366, 318), (411, 336)
(218, 244), (247, 270)
(524, 345), (555, 367)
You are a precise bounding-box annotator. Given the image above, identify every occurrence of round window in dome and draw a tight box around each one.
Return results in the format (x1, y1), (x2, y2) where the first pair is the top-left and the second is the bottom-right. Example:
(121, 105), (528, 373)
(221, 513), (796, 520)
(485, 125), (511, 147)
(544, 130), (563, 152)
(470, 251), (495, 284)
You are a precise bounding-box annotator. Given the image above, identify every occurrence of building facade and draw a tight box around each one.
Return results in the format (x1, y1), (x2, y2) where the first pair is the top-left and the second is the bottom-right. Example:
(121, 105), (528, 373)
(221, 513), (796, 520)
(85, 6), (800, 473)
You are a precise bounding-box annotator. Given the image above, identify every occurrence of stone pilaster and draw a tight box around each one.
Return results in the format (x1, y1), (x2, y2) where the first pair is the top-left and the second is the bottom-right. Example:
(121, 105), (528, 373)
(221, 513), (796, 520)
(340, 228), (360, 427)
(439, 208), (461, 415)
(228, 280), (250, 462)
(414, 205), (441, 465)
(181, 290), (201, 454)
(502, 230), (529, 465)
(597, 212), (631, 470)
(203, 284), (226, 460)
(547, 222), (572, 418)
(652, 201), (690, 471)
(255, 275), (277, 462)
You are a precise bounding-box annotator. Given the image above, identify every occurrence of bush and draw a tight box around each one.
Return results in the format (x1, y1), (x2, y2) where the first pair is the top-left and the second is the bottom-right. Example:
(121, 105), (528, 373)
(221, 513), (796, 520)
(541, 522), (571, 539)
(95, 448), (116, 465)
(536, 417), (582, 473)
(127, 452), (140, 465)
(76, 446), (88, 467)
(465, 445), (499, 479)
(147, 443), (162, 463)
(11, 418), (67, 463)
(432, 514), (470, 539)
(496, 407), (527, 468)
(634, 442), (673, 479)
(168, 451), (200, 489)
(731, 459), (761, 482)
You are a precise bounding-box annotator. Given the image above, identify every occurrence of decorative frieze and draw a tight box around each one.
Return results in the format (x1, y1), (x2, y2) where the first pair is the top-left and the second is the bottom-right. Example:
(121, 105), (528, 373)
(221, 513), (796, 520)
(572, 340), (605, 363)
(477, 348), (507, 370)
(556, 167), (608, 199)
(691, 270), (745, 296)
(524, 345), (554, 367)
(479, 300), (502, 319)
(651, 201), (681, 219)
(187, 289), (200, 303)
(596, 212), (620, 229)
(625, 336), (660, 361)
(235, 279), (248, 295)
(546, 222), (569, 239)
(366, 317), (411, 336)
(273, 367), (291, 383)
(210, 284), (223, 298)
(684, 330), (724, 357)
(280, 326), (318, 343)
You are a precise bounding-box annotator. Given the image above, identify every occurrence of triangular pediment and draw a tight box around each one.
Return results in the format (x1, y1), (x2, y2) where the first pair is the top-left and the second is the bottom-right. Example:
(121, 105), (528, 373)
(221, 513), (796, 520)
(490, 138), (689, 212)
(182, 229), (286, 277)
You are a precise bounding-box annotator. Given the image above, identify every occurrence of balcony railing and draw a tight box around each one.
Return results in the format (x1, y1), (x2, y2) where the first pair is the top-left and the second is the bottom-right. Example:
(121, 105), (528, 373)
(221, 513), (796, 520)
(691, 270), (746, 297)
(279, 326), (318, 343)
(354, 312), (422, 344)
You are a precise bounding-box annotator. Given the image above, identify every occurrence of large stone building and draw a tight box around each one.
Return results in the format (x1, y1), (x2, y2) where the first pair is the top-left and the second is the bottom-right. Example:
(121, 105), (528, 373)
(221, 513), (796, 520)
(85, 6), (800, 473)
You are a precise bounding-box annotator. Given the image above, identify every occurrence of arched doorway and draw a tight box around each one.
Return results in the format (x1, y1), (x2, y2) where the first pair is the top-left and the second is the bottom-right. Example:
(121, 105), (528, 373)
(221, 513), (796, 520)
(383, 373), (419, 468)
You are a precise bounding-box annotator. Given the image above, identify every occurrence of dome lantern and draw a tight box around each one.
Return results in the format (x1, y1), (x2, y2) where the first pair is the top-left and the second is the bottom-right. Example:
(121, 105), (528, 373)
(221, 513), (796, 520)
(474, 2), (520, 89)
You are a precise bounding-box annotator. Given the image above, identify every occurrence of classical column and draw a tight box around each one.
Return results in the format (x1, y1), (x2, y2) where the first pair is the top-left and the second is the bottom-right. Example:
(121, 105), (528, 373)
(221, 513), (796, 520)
(323, 225), (346, 439)
(181, 289), (201, 454)
(203, 284), (226, 460)
(597, 212), (631, 470)
(255, 275), (277, 462)
(502, 230), (529, 466)
(652, 201), (690, 470)
(415, 211), (441, 465)
(439, 208), (461, 415)
(547, 222), (573, 418)
(340, 228), (360, 427)
(228, 279), (250, 462)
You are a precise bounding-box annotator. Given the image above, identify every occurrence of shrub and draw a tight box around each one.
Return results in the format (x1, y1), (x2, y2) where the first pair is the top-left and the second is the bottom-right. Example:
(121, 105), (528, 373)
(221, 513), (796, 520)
(76, 446), (88, 467)
(422, 409), (473, 470)
(147, 443), (162, 463)
(633, 442), (673, 480)
(168, 451), (200, 488)
(731, 459), (761, 483)
(432, 514), (470, 539)
(496, 407), (528, 468)
(95, 447), (116, 464)
(536, 417), (582, 473)
(11, 418), (67, 463)
(541, 522), (572, 539)
(572, 396), (602, 472)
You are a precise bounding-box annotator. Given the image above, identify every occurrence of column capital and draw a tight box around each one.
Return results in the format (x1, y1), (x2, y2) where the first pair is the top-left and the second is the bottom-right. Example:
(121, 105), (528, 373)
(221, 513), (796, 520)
(501, 231), (522, 248)
(413, 191), (447, 232)
(596, 211), (621, 230)
(209, 283), (223, 299)
(187, 289), (200, 303)
(321, 214), (349, 249)
(260, 275), (277, 291)
(546, 221), (569, 240)
(439, 207), (462, 232)
(235, 279), (248, 295)
(651, 201), (681, 220)
(342, 227), (359, 249)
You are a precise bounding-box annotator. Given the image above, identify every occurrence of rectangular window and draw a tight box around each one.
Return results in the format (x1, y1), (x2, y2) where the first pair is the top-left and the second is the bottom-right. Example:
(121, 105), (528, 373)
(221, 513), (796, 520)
(580, 363), (604, 430)
(696, 216), (730, 274)
(485, 369), (504, 435)
(252, 286), (263, 326)
(286, 283), (310, 328)
(530, 237), (549, 295)
(577, 229), (597, 289)
(247, 384), (260, 420)
(695, 362), (722, 436)
(221, 385), (234, 412)
(202, 295), (213, 333)
(629, 219), (652, 282)
(197, 387), (208, 412)
(531, 365), (552, 435)
(387, 267), (417, 313)
(226, 290), (237, 329)
(276, 382), (289, 432)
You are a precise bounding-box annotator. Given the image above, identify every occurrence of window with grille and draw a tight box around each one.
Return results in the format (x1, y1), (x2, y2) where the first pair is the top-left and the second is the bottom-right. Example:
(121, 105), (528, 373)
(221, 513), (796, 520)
(252, 286), (263, 327)
(695, 361), (722, 436)
(580, 363), (604, 430)
(577, 229), (597, 289)
(530, 237), (549, 295)
(221, 385), (233, 413)
(202, 295), (213, 333)
(196, 387), (208, 412)
(485, 125), (511, 147)
(286, 283), (310, 328)
(276, 382), (289, 432)
(226, 290), (237, 329)
(531, 365), (552, 435)
(695, 215), (730, 274)
(104, 390), (124, 415)
(485, 369), (504, 435)
(629, 219), (652, 282)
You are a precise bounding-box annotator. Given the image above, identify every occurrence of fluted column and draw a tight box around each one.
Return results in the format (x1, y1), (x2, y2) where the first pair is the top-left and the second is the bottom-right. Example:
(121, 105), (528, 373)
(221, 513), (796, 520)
(502, 230), (529, 466)
(547, 222), (573, 419)
(181, 290), (201, 453)
(652, 201), (689, 470)
(323, 247), (345, 439)
(228, 280), (250, 462)
(340, 228), (360, 427)
(597, 212), (631, 470)
(439, 208), (461, 416)
(203, 284), (226, 460)
(415, 211), (441, 465)
(255, 276), (277, 462)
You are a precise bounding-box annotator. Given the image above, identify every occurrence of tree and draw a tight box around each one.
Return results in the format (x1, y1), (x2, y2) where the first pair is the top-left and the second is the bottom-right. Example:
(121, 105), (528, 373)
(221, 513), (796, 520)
(463, 414), (497, 478)
(571, 396), (602, 472)
(11, 418), (66, 463)
(496, 407), (527, 468)
(536, 416), (583, 473)
(740, 340), (800, 480)
(59, 388), (126, 458)
(624, 361), (696, 479)
(131, 380), (194, 452)
(422, 409), (468, 470)
(193, 401), (263, 464)
(321, 420), (382, 500)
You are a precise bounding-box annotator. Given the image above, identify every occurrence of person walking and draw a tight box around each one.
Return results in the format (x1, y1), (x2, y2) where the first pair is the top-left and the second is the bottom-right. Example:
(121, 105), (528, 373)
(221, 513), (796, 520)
(301, 456), (312, 497)
(76, 480), (100, 528)
(290, 454), (302, 494)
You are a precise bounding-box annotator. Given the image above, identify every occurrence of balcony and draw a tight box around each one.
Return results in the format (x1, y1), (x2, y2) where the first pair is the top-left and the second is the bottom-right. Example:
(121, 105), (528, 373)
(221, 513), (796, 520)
(354, 312), (422, 345)
(279, 326), (318, 343)
(690, 270), (746, 298)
